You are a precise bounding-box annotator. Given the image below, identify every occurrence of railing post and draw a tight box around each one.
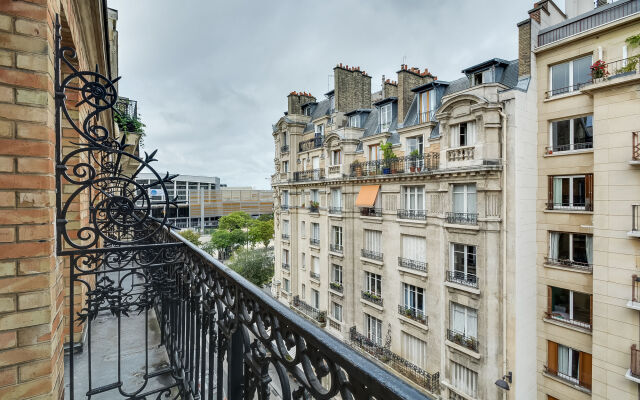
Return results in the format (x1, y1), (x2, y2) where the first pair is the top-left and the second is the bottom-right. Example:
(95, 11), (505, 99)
(227, 327), (244, 400)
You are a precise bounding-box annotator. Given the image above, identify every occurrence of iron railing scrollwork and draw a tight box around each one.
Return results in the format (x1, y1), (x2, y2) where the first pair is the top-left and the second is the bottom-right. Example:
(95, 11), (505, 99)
(55, 15), (434, 400)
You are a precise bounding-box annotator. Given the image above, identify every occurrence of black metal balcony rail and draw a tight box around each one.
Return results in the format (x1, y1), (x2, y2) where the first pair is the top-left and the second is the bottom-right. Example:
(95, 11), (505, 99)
(281, 203), (290, 211)
(328, 165), (341, 174)
(545, 202), (593, 211)
(330, 281), (343, 293)
(291, 295), (326, 324)
(360, 207), (382, 217)
(544, 81), (592, 98)
(446, 329), (479, 353)
(361, 249), (383, 261)
(545, 142), (593, 154)
(632, 344), (640, 378)
(419, 110), (437, 124)
(631, 274), (640, 303)
(361, 290), (383, 306)
(54, 18), (433, 400)
(294, 168), (325, 182)
(350, 153), (439, 177)
(330, 243), (343, 253)
(282, 262), (290, 271)
(310, 271), (321, 280)
(310, 238), (320, 246)
(445, 212), (478, 225)
(544, 256), (592, 272)
(299, 135), (324, 152)
(544, 311), (592, 330)
(397, 209), (427, 220)
(398, 305), (427, 325)
(281, 233), (290, 240)
(280, 144), (289, 153)
(398, 257), (428, 273)
(349, 327), (440, 395)
(543, 365), (591, 391)
(308, 203), (320, 213)
(114, 96), (138, 120)
(538, 0), (640, 47)
(446, 271), (479, 288)
(328, 206), (342, 215)
(633, 205), (640, 232)
(634, 132), (640, 161)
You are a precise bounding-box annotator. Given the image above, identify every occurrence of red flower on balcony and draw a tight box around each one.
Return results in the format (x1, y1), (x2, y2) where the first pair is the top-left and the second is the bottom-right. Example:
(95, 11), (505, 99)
(590, 60), (609, 79)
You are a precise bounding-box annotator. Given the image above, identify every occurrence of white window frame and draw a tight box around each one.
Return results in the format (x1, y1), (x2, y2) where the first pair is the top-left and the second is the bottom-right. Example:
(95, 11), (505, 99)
(452, 184), (477, 214)
(332, 302), (342, 322)
(332, 264), (342, 284)
(283, 278), (290, 292)
(282, 160), (289, 173)
(552, 175), (586, 209)
(282, 190), (289, 207)
(402, 283), (424, 312)
(549, 115), (593, 152)
(364, 271), (382, 296)
(349, 115), (360, 128)
(315, 124), (324, 136)
(364, 313), (383, 345)
(380, 103), (392, 131)
(450, 243), (477, 277)
(450, 302), (478, 338)
(301, 252), (306, 270)
(549, 232), (592, 265)
(557, 344), (580, 384)
(311, 256), (320, 274)
(282, 248), (289, 264)
(406, 135), (423, 155)
(311, 289), (320, 309)
(331, 150), (342, 165)
(311, 223), (320, 241)
(310, 189), (319, 203)
(331, 225), (343, 247)
(331, 188), (342, 208)
(548, 55), (592, 96)
(450, 122), (475, 148)
(364, 229), (382, 253)
(402, 186), (425, 211)
(282, 219), (289, 236)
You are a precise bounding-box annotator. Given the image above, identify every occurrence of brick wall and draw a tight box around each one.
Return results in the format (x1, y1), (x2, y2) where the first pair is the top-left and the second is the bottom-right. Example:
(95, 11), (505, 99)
(397, 65), (433, 122)
(333, 64), (371, 113)
(518, 19), (531, 77)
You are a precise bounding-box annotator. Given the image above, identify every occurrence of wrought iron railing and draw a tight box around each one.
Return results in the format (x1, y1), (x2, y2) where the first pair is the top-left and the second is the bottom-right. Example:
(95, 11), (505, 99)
(53, 17), (432, 400)
(632, 344), (640, 378)
(308, 204), (320, 213)
(633, 205), (640, 232)
(282, 262), (290, 271)
(544, 81), (591, 98)
(633, 132), (640, 161)
(294, 168), (325, 182)
(330, 243), (343, 253)
(349, 327), (440, 395)
(544, 256), (592, 272)
(397, 209), (427, 220)
(419, 110), (437, 124)
(361, 249), (383, 261)
(360, 207), (382, 217)
(546, 202), (592, 211)
(310, 271), (321, 280)
(330, 282), (344, 293)
(328, 165), (341, 174)
(446, 212), (478, 225)
(329, 319), (342, 331)
(446, 329), (479, 352)
(361, 290), (383, 306)
(398, 257), (428, 273)
(538, 0), (640, 47)
(350, 153), (439, 177)
(310, 238), (320, 246)
(281, 233), (290, 240)
(446, 271), (478, 288)
(545, 311), (591, 330)
(398, 305), (427, 325)
(329, 206), (342, 215)
(299, 136), (323, 152)
(545, 142), (593, 154)
(543, 365), (590, 390)
(291, 295), (326, 327)
(281, 203), (290, 211)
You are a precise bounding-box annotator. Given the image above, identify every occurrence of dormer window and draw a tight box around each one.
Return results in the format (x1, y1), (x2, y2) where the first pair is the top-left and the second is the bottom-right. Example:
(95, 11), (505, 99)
(315, 124), (324, 137)
(419, 90), (436, 123)
(380, 103), (392, 132)
(349, 115), (360, 128)
(330, 96), (335, 113)
(472, 69), (493, 86)
(304, 106), (312, 116)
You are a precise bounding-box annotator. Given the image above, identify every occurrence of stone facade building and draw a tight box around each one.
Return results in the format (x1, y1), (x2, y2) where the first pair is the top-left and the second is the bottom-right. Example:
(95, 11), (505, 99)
(271, 47), (540, 397)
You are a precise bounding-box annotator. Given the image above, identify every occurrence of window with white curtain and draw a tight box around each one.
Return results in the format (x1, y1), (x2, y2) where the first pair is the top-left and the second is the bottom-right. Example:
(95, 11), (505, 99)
(548, 232), (592, 266)
(364, 230), (382, 252)
(402, 283), (424, 312)
(451, 361), (478, 397)
(364, 272), (381, 296)
(331, 226), (342, 248)
(364, 313), (383, 345)
(332, 302), (342, 322)
(452, 184), (477, 214)
(332, 264), (342, 284)
(402, 186), (424, 211)
(552, 176), (586, 208)
(311, 223), (320, 240)
(402, 235), (426, 262)
(380, 103), (392, 131)
(401, 332), (426, 369)
(312, 256), (320, 274)
(450, 122), (475, 148)
(557, 344), (580, 384)
(331, 188), (342, 208)
(450, 302), (478, 339)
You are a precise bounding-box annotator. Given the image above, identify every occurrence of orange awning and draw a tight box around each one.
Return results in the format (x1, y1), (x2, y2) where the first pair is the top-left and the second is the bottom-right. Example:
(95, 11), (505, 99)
(355, 185), (380, 207)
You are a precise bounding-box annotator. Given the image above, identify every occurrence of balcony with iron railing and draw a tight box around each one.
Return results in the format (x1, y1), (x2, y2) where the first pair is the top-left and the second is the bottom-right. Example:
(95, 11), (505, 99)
(299, 135), (324, 152)
(310, 271), (321, 280)
(360, 207), (382, 217)
(418, 110), (437, 124)
(627, 275), (640, 310)
(544, 256), (593, 273)
(446, 329), (479, 353)
(310, 238), (320, 246)
(398, 305), (427, 326)
(628, 344), (640, 383)
(446, 212), (478, 225)
(291, 295), (326, 327)
(397, 209), (427, 221)
(446, 271), (479, 289)
(281, 262), (290, 271)
(546, 201), (592, 212)
(294, 168), (325, 182)
(398, 257), (428, 273)
(330, 281), (343, 293)
(330, 243), (343, 253)
(280, 144), (289, 153)
(281, 233), (290, 240)
(349, 327), (440, 395)
(350, 153), (439, 177)
(328, 206), (342, 215)
(544, 310), (592, 331)
(361, 248), (383, 262)
(545, 142), (593, 154)
(328, 165), (342, 175)
(361, 290), (383, 306)
(633, 132), (640, 163)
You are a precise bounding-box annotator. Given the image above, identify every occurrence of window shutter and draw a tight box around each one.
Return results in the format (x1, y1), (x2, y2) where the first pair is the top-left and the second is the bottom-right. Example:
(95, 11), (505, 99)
(547, 176), (554, 209)
(579, 352), (592, 389)
(548, 396), (559, 400)
(585, 173), (594, 211)
(547, 341), (558, 374)
(547, 286), (552, 315)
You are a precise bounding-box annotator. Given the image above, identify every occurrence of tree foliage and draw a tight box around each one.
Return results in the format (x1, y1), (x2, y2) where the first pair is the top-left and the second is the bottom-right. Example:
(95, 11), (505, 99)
(218, 211), (253, 232)
(179, 229), (201, 246)
(228, 247), (274, 287)
(258, 213), (273, 222)
(248, 219), (274, 248)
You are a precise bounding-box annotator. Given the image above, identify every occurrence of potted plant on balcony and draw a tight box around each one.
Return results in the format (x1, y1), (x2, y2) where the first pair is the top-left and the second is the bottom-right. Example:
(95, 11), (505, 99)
(409, 149), (420, 172)
(590, 59), (609, 82)
(381, 141), (396, 174)
(309, 201), (319, 212)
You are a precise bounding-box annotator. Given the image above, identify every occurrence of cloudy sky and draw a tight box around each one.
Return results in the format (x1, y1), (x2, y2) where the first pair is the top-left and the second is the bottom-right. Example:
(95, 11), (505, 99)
(109, 0), (560, 189)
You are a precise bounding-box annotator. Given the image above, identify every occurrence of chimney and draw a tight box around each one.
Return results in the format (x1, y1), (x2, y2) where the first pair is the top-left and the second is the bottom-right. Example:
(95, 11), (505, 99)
(333, 63), (372, 112)
(396, 65), (434, 122)
(287, 91), (316, 115)
(383, 79), (398, 98)
(517, 19), (532, 77)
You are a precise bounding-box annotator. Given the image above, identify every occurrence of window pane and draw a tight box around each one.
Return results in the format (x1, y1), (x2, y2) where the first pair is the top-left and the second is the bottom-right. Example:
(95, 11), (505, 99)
(551, 287), (570, 317)
(558, 345), (570, 375)
(573, 234), (587, 264)
(467, 246), (477, 276)
(551, 62), (570, 93)
(573, 177), (585, 206)
(573, 55), (592, 87)
(558, 232), (570, 260)
(574, 116), (593, 148)
(552, 120), (571, 149)
(573, 291), (590, 324)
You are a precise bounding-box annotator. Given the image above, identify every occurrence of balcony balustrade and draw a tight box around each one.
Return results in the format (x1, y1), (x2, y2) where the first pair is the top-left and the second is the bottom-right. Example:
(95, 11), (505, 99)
(328, 206), (342, 215)
(349, 327), (440, 395)
(350, 153), (439, 177)
(398, 257), (428, 273)
(280, 144), (289, 153)
(329, 319), (342, 331)
(330, 243), (343, 253)
(360, 207), (382, 217)
(328, 165), (341, 175)
(281, 262), (290, 271)
(294, 168), (325, 182)
(299, 136), (323, 152)
(446, 271), (478, 288)
(447, 146), (474, 162)
(446, 329), (479, 352)
(397, 209), (427, 220)
(446, 212), (478, 225)
(310, 271), (321, 280)
(310, 238), (320, 246)
(544, 256), (592, 273)
(361, 249), (383, 261)
(281, 233), (290, 240)
(291, 295), (325, 326)
(361, 290), (383, 306)
(398, 305), (427, 325)
(545, 311), (591, 330)
(330, 282), (343, 293)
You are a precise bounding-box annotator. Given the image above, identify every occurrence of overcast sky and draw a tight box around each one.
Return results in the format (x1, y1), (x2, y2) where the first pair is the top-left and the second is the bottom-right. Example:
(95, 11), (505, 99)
(109, 0), (563, 190)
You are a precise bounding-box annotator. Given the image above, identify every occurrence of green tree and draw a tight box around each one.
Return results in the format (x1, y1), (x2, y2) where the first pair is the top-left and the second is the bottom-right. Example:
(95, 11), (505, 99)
(204, 228), (248, 258)
(248, 219), (274, 248)
(258, 213), (273, 222)
(218, 211), (253, 232)
(179, 229), (201, 246)
(228, 247), (274, 287)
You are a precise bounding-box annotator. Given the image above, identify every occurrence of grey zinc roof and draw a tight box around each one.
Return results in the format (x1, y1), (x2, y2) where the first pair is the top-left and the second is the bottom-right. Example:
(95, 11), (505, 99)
(443, 59), (519, 96)
(401, 95), (418, 128)
(302, 99), (331, 133)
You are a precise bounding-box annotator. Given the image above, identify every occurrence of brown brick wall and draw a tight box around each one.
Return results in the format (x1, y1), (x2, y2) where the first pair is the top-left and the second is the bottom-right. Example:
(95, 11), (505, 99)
(333, 64), (371, 113)
(397, 66), (433, 122)
(518, 20), (531, 77)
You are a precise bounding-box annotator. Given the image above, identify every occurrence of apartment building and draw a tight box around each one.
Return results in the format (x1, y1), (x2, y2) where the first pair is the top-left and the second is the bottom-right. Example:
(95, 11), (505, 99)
(271, 48), (539, 397)
(529, 0), (640, 399)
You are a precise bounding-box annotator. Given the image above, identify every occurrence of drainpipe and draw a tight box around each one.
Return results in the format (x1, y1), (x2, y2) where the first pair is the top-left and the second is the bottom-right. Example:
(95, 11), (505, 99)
(499, 106), (508, 400)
